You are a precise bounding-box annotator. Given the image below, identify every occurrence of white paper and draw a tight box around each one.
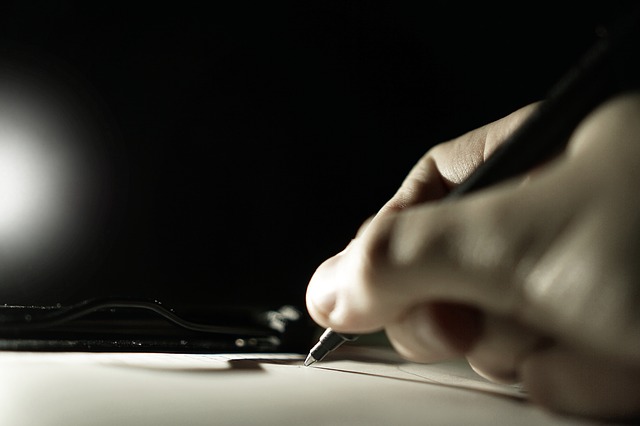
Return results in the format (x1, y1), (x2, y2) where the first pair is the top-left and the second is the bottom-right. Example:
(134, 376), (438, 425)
(0, 347), (612, 426)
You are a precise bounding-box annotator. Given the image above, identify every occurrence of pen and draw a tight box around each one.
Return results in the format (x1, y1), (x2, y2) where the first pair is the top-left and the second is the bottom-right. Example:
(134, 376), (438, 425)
(304, 7), (640, 367)
(304, 328), (358, 366)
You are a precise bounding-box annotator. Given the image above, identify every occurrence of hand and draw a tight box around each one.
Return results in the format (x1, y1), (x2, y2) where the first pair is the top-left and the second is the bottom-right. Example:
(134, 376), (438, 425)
(306, 92), (640, 419)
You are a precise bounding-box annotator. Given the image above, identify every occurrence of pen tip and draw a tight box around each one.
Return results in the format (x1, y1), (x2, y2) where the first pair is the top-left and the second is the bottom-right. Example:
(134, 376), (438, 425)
(303, 354), (317, 367)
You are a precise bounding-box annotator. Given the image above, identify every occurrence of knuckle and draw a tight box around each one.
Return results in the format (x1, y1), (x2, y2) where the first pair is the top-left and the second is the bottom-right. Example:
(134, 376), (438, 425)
(384, 206), (455, 270)
(521, 236), (640, 357)
(454, 198), (537, 310)
(588, 261), (640, 354)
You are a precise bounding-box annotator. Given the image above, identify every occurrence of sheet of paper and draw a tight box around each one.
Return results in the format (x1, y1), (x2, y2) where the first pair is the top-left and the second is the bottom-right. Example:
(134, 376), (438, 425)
(0, 347), (613, 426)
(311, 345), (526, 399)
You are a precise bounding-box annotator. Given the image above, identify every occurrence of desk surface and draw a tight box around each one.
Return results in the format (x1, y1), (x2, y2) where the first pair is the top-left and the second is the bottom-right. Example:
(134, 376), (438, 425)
(0, 346), (616, 426)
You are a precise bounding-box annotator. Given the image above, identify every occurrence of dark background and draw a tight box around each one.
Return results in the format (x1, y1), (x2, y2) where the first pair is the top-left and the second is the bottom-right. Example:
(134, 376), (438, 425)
(0, 2), (631, 316)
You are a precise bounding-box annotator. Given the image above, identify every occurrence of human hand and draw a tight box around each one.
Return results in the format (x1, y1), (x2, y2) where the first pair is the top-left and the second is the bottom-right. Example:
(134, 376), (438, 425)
(306, 92), (640, 419)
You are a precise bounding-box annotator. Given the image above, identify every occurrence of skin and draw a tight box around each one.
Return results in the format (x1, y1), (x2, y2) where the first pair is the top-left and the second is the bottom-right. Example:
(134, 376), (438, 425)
(306, 92), (640, 420)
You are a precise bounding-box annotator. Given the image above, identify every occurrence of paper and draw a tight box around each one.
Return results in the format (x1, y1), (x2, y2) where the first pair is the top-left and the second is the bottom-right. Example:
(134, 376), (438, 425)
(311, 345), (526, 399)
(0, 347), (612, 426)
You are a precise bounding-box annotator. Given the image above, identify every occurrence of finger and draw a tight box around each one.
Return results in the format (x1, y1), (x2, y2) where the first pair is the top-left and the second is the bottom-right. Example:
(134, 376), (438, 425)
(521, 347), (640, 420)
(385, 302), (483, 363)
(384, 302), (547, 384)
(306, 234), (388, 332)
(465, 314), (548, 385)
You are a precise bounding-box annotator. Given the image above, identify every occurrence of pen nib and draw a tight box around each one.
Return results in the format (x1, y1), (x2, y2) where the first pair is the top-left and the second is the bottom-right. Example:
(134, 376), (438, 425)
(303, 354), (317, 367)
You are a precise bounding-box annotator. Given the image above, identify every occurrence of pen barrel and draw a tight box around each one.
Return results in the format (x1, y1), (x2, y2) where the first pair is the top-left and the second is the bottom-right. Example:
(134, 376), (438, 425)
(309, 328), (358, 362)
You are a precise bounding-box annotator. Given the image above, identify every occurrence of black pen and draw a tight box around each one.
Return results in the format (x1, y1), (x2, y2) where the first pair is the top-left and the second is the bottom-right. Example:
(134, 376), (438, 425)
(304, 328), (358, 366)
(304, 7), (640, 367)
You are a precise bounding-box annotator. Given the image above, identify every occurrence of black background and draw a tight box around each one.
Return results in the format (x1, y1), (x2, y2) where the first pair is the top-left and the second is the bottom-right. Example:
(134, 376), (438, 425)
(0, 2), (631, 316)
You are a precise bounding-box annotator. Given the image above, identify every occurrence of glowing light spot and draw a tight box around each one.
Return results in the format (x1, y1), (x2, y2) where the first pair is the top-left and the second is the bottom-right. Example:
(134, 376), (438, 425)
(0, 66), (113, 296)
(0, 118), (69, 255)
(0, 132), (57, 234)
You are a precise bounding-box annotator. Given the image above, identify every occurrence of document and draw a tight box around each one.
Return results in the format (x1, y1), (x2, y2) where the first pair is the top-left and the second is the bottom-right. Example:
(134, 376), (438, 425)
(0, 346), (614, 426)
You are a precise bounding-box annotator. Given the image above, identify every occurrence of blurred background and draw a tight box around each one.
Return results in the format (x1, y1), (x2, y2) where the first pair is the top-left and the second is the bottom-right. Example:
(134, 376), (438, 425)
(0, 2), (630, 319)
